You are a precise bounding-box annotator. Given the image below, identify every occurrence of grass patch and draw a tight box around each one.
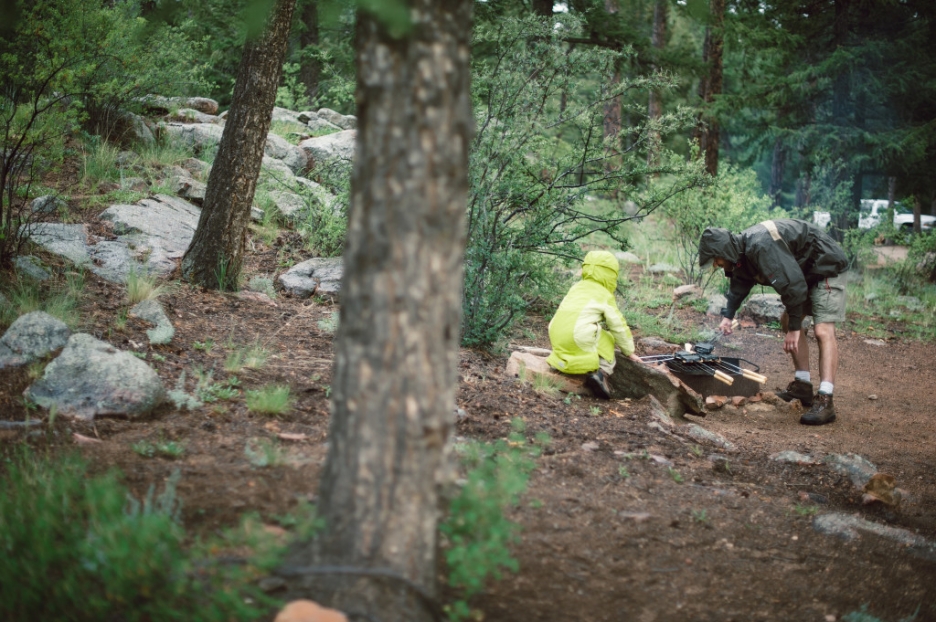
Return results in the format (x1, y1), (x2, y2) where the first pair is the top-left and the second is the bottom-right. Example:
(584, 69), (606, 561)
(126, 268), (167, 305)
(132, 438), (185, 459)
(224, 341), (271, 373)
(0, 271), (85, 330)
(0, 448), (281, 621)
(245, 384), (293, 416)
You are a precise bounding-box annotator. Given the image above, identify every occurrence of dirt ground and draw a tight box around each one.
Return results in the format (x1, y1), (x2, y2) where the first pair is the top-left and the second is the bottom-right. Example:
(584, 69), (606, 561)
(1, 242), (935, 622)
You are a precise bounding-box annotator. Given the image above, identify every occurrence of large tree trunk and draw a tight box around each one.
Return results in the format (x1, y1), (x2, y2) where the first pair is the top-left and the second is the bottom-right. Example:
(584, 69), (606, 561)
(181, 0), (297, 288)
(299, 0), (321, 105)
(283, 2), (474, 620)
(647, 0), (666, 168)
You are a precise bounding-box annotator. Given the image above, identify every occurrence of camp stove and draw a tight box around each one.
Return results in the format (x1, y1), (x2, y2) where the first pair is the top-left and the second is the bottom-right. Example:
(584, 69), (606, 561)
(639, 342), (767, 398)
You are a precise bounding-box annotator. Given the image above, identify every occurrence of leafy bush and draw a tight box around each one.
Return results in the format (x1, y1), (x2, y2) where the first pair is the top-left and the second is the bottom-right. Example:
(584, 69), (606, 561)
(661, 165), (775, 284)
(0, 449), (277, 621)
(461, 15), (704, 346)
(441, 419), (549, 620)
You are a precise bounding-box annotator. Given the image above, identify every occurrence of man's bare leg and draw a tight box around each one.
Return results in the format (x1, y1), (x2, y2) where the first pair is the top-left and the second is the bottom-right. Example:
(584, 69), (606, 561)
(812, 322), (838, 385)
(780, 312), (810, 372)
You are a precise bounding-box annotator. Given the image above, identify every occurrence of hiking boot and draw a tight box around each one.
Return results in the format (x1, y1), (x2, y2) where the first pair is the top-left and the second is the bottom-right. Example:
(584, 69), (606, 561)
(800, 393), (836, 426)
(585, 370), (611, 400)
(777, 379), (814, 407)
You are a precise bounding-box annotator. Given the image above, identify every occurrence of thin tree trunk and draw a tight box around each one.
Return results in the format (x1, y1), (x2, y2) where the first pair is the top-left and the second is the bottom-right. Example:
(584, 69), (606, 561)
(769, 137), (785, 207)
(283, 2), (474, 620)
(181, 0), (297, 288)
(695, 0), (724, 177)
(299, 0), (321, 106)
(647, 0), (666, 168)
(795, 169), (811, 208)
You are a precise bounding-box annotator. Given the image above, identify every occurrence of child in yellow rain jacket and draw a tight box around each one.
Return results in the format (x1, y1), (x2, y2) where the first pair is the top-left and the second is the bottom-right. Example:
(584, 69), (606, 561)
(546, 250), (639, 399)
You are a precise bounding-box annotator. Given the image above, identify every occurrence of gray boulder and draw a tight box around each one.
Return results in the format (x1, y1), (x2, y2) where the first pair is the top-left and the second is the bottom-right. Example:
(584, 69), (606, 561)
(24, 333), (165, 420)
(706, 293), (727, 317)
(171, 175), (207, 204)
(142, 95), (219, 116)
(31, 195), (67, 214)
(306, 117), (342, 134)
(167, 108), (222, 124)
(14, 256), (51, 281)
(742, 293), (784, 323)
(157, 122), (225, 156)
(265, 132), (308, 174)
(317, 108), (357, 130)
(299, 130), (356, 168)
(615, 251), (641, 264)
(0, 311), (70, 369)
(278, 257), (344, 300)
(130, 299), (175, 345)
(647, 262), (680, 274)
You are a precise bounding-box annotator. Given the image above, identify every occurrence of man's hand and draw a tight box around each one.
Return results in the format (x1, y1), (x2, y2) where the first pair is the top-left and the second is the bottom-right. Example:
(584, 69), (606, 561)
(783, 330), (801, 355)
(628, 353), (643, 364)
(718, 316), (734, 335)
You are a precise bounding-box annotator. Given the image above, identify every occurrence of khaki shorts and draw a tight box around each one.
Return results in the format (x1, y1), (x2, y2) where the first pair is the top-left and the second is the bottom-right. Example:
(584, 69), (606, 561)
(804, 272), (847, 325)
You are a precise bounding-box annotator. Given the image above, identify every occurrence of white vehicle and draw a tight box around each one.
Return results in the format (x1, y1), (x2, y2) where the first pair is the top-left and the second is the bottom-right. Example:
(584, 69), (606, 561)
(813, 211), (831, 229)
(859, 199), (935, 232)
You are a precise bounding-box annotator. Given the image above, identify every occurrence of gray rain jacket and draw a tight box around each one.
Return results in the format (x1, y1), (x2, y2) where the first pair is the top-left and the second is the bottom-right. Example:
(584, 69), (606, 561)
(698, 219), (848, 331)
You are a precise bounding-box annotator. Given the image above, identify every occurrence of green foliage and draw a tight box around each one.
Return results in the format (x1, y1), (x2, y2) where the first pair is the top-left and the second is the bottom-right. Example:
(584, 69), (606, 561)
(441, 419), (549, 620)
(245, 384), (293, 415)
(132, 438), (185, 459)
(194, 369), (241, 403)
(224, 341), (271, 373)
(462, 15), (704, 346)
(125, 267), (166, 304)
(0, 449), (276, 621)
(0, 271), (85, 331)
(662, 165), (775, 284)
(244, 437), (285, 468)
(167, 371), (203, 411)
(316, 311), (339, 334)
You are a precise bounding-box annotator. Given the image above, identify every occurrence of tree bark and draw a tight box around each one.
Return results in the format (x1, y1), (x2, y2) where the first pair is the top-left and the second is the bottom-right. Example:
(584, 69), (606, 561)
(532, 0), (553, 16)
(647, 0), (667, 168)
(283, 2), (474, 620)
(299, 0), (321, 105)
(696, 0), (724, 177)
(181, 0), (297, 288)
(769, 137), (786, 207)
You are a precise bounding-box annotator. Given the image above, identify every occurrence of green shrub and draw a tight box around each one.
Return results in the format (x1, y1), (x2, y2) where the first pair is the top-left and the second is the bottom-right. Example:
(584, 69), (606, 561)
(246, 385), (294, 416)
(661, 165), (775, 284)
(461, 15), (704, 346)
(0, 449), (276, 621)
(441, 419), (549, 620)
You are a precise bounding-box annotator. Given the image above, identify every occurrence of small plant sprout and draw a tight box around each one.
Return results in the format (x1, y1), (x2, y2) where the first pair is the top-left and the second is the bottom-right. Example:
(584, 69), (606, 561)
(618, 465), (631, 479)
(691, 509), (709, 524)
(132, 438), (185, 459)
(224, 342), (270, 373)
(246, 384), (294, 416)
(794, 503), (819, 517)
(589, 406), (602, 416)
(690, 444), (704, 458)
(244, 437), (285, 467)
(667, 467), (684, 483)
(193, 339), (214, 352)
(317, 311), (340, 334)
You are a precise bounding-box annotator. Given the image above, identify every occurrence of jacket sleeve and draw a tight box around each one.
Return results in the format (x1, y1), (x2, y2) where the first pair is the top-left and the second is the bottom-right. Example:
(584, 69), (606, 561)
(749, 241), (809, 331)
(724, 275), (755, 319)
(603, 301), (635, 356)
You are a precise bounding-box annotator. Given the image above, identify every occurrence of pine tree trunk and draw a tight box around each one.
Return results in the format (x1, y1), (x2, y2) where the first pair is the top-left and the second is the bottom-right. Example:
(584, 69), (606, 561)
(283, 2), (474, 620)
(696, 0), (724, 177)
(299, 0), (321, 105)
(181, 0), (297, 288)
(647, 0), (666, 168)
(770, 137), (786, 207)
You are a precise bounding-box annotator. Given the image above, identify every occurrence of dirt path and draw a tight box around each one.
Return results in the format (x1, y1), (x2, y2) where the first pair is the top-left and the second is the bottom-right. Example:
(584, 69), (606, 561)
(1, 263), (934, 622)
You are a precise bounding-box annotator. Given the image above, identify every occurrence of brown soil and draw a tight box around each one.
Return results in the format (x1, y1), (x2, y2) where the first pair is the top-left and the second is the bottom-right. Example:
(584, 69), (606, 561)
(2, 238), (935, 622)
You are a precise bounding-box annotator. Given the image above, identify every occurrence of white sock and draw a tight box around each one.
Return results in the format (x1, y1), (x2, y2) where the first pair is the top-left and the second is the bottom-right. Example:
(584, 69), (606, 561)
(794, 371), (811, 383)
(819, 381), (833, 395)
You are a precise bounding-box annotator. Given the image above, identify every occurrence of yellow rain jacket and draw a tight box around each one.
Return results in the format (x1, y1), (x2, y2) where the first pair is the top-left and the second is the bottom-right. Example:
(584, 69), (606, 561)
(546, 250), (635, 375)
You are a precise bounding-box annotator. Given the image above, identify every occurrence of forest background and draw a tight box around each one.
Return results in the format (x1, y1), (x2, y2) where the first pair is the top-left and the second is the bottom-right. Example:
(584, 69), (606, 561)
(2, 0), (936, 621)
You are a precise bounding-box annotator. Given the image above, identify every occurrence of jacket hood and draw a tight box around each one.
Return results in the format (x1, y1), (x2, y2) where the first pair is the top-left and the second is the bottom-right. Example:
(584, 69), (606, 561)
(698, 227), (742, 267)
(582, 250), (619, 293)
